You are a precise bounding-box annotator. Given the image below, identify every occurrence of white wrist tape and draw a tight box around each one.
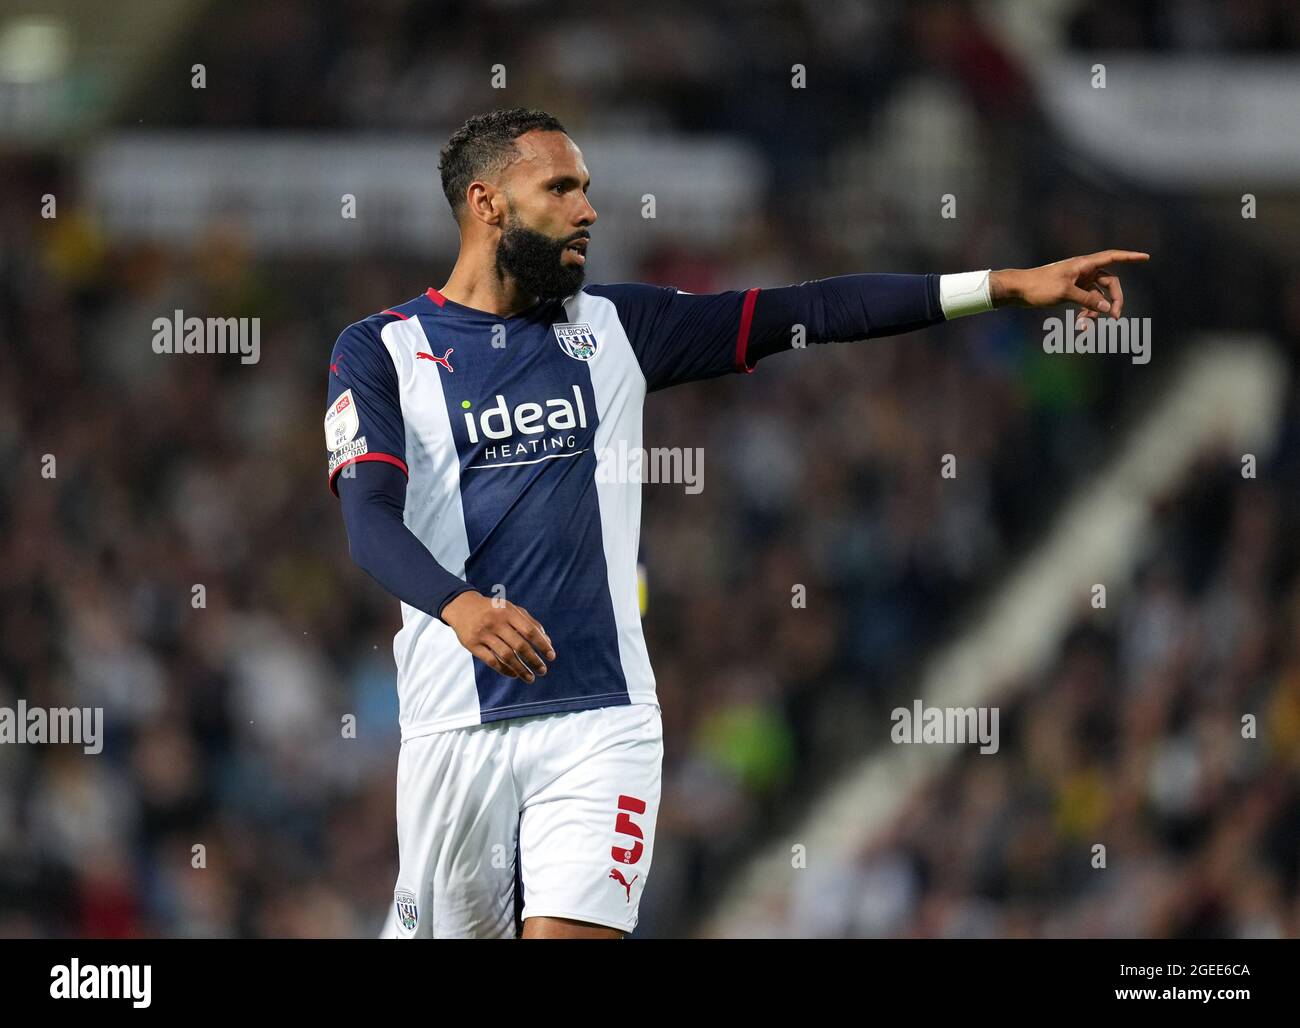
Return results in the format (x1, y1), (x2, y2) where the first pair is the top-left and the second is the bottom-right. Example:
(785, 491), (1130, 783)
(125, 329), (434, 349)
(939, 270), (993, 319)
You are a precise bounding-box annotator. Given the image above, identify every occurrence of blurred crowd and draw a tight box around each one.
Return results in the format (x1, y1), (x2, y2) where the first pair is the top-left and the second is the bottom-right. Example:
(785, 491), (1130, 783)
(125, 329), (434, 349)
(1067, 0), (1300, 52)
(791, 441), (1300, 937)
(0, 0), (1294, 938)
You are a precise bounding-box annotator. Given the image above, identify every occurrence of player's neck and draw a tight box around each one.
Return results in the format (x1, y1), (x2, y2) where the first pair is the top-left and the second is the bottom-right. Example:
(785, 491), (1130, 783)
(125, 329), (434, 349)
(437, 261), (539, 319)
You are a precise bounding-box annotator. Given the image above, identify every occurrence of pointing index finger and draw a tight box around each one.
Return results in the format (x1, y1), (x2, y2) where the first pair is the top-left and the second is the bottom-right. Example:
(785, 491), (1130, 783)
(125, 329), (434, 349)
(1088, 250), (1150, 269)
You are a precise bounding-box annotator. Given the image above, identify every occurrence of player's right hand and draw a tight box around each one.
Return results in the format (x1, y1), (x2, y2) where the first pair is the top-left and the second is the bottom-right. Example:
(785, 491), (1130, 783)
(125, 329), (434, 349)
(441, 591), (556, 683)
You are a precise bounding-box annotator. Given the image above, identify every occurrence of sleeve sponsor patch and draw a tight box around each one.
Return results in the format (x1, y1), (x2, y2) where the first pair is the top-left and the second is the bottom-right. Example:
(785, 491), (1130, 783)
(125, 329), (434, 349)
(328, 436), (368, 477)
(325, 388), (360, 451)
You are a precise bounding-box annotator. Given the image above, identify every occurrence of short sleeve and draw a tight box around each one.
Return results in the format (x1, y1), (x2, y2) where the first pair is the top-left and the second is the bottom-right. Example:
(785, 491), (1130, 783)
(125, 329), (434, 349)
(325, 318), (408, 495)
(583, 282), (759, 392)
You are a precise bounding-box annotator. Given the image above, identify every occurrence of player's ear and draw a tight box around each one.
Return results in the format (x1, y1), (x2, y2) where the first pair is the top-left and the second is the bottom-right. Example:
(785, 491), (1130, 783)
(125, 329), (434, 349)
(465, 181), (503, 228)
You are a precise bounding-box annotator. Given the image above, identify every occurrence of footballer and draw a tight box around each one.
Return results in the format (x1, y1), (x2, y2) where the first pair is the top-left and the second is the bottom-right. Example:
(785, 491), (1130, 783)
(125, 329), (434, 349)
(324, 107), (1148, 939)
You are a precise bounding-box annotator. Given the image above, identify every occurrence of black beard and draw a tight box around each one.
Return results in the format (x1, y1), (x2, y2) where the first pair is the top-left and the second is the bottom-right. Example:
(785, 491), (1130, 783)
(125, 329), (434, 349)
(495, 221), (586, 300)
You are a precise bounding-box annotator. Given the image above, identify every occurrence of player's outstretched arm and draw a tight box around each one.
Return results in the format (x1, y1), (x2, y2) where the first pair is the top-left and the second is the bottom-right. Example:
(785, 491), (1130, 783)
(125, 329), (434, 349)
(337, 461), (555, 682)
(595, 250), (1149, 390)
(742, 249), (1152, 365)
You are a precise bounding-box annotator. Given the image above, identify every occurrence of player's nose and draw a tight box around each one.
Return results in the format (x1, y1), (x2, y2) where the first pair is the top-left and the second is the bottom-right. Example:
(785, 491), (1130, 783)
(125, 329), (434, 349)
(577, 194), (597, 226)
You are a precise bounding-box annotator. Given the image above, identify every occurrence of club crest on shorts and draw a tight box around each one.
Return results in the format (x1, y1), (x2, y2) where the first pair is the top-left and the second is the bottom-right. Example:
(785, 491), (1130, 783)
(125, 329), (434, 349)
(395, 890), (419, 932)
(553, 322), (600, 361)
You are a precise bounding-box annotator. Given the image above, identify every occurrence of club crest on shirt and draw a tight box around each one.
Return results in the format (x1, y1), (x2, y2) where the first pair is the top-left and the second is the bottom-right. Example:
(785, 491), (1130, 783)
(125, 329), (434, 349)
(553, 322), (600, 361)
(395, 890), (419, 933)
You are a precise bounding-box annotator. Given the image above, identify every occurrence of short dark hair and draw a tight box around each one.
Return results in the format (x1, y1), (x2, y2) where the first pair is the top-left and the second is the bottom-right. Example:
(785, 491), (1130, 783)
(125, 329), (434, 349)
(438, 107), (568, 219)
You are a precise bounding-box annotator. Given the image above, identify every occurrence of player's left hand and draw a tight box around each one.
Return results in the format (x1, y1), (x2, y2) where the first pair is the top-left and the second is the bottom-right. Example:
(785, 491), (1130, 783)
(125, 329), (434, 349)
(991, 250), (1150, 326)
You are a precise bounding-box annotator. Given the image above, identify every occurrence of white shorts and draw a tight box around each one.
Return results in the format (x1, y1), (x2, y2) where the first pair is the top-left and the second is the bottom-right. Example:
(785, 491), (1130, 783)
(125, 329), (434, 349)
(383, 701), (662, 938)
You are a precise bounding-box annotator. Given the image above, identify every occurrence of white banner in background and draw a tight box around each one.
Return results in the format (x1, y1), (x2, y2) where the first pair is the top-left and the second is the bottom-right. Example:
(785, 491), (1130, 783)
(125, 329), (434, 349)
(1035, 58), (1300, 187)
(81, 132), (766, 256)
